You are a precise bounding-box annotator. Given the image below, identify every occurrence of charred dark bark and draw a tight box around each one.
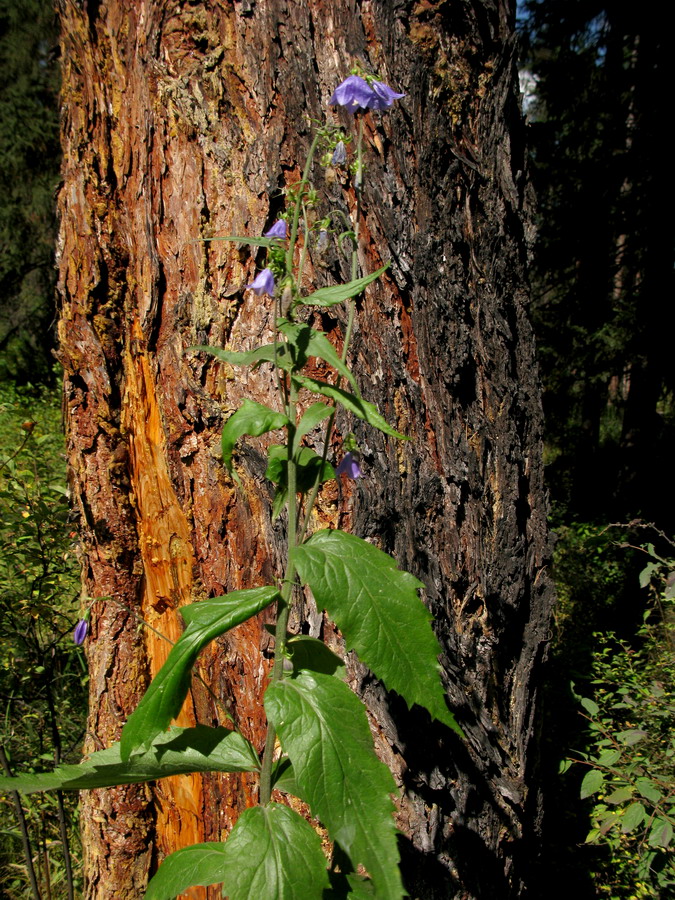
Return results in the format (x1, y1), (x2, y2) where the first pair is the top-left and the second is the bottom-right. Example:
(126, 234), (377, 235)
(56, 1), (553, 897)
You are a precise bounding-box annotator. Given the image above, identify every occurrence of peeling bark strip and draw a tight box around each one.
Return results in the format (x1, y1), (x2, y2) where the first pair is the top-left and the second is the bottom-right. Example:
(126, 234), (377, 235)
(56, 1), (553, 898)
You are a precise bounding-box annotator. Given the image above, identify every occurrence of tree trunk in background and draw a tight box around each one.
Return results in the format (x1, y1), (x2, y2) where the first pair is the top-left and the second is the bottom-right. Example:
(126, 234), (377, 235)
(56, 1), (553, 897)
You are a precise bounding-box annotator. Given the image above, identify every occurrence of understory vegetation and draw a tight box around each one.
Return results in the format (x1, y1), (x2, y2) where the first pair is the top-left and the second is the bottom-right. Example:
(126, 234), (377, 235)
(0, 379), (86, 898)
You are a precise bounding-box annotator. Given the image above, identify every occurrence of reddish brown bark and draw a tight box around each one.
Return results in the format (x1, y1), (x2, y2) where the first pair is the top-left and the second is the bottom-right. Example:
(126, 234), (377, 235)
(56, 1), (553, 897)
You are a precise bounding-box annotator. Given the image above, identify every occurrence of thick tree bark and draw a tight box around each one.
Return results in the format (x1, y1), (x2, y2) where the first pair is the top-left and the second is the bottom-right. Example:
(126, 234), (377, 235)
(56, 1), (553, 897)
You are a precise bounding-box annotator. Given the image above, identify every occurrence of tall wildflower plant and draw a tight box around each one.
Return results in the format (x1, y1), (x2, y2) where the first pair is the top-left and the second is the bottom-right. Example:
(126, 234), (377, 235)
(0, 71), (460, 899)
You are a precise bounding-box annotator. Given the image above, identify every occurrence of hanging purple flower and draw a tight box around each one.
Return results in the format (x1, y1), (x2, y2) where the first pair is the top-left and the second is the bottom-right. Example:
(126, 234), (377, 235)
(369, 80), (406, 110)
(329, 75), (375, 113)
(329, 75), (405, 114)
(331, 140), (347, 166)
(264, 220), (287, 239)
(335, 452), (362, 480)
(73, 619), (89, 645)
(247, 268), (275, 296)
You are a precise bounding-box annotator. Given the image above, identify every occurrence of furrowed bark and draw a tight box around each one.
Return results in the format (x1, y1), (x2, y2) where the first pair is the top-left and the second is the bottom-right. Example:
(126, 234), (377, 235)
(56, 1), (553, 897)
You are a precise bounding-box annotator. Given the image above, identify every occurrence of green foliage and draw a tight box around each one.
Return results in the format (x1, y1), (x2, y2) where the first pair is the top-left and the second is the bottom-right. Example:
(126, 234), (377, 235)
(293, 529), (460, 733)
(0, 377), (85, 897)
(1, 81), (449, 900)
(266, 671), (402, 899)
(120, 587), (280, 759)
(0, 726), (259, 794)
(0, 0), (61, 382)
(299, 265), (389, 307)
(568, 548), (675, 897)
(146, 805), (330, 900)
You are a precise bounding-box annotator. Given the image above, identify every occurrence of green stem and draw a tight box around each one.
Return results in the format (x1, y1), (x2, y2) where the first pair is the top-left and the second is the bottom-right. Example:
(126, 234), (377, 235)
(286, 132), (322, 301)
(259, 381), (300, 806)
(297, 118), (365, 543)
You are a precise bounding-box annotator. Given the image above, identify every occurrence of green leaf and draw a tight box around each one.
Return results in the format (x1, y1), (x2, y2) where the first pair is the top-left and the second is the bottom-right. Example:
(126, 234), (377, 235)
(300, 265), (389, 307)
(287, 636), (346, 677)
(221, 399), (290, 474)
(621, 801), (646, 833)
(648, 818), (674, 848)
(292, 375), (406, 440)
(296, 402), (334, 448)
(199, 235), (277, 248)
(0, 726), (258, 795)
(120, 587), (279, 759)
(635, 777), (662, 804)
(265, 446), (335, 491)
(146, 805), (330, 900)
(278, 322), (360, 394)
(266, 445), (335, 518)
(145, 843), (229, 900)
(639, 561), (659, 588)
(606, 786), (633, 805)
(580, 769), (604, 799)
(596, 749), (622, 766)
(270, 757), (298, 795)
(580, 697), (599, 717)
(265, 671), (403, 899)
(193, 343), (288, 369)
(617, 729), (647, 746)
(292, 530), (460, 733)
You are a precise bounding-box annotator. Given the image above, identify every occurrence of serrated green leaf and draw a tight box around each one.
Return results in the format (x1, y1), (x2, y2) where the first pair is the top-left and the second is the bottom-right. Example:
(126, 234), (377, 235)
(299, 265), (389, 307)
(278, 322), (359, 394)
(292, 530), (460, 733)
(0, 726), (258, 795)
(580, 768), (605, 799)
(580, 697), (599, 717)
(648, 818), (673, 848)
(221, 399), (290, 474)
(265, 671), (403, 899)
(621, 801), (646, 832)
(287, 636), (345, 677)
(292, 375), (406, 440)
(120, 587), (279, 759)
(635, 777), (661, 803)
(146, 805), (329, 899)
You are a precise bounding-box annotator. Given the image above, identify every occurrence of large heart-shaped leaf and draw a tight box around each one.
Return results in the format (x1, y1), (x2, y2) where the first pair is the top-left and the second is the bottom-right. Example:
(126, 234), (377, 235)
(145, 804), (330, 900)
(265, 671), (403, 899)
(0, 726), (258, 795)
(120, 586), (279, 759)
(292, 530), (460, 734)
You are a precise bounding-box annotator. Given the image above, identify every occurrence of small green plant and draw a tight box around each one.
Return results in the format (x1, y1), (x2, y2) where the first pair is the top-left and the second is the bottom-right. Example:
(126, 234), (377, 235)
(1, 71), (460, 898)
(566, 542), (675, 898)
(0, 378), (85, 899)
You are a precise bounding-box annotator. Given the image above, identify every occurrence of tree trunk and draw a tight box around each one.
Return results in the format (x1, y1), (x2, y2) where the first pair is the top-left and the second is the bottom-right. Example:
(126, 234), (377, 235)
(56, 1), (553, 897)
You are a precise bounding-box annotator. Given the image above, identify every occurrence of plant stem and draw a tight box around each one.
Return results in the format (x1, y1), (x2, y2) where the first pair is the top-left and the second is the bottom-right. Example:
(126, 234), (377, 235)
(297, 118), (365, 543)
(0, 745), (42, 900)
(286, 132), (322, 298)
(259, 381), (300, 806)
